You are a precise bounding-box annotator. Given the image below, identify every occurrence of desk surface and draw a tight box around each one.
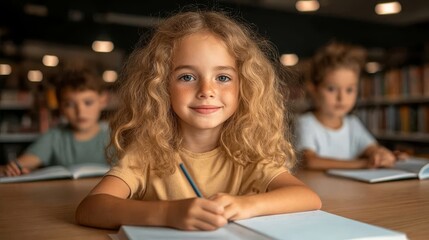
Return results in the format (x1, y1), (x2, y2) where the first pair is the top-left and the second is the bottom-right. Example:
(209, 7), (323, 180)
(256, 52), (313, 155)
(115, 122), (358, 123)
(0, 178), (114, 240)
(297, 170), (429, 240)
(1, 171), (428, 240)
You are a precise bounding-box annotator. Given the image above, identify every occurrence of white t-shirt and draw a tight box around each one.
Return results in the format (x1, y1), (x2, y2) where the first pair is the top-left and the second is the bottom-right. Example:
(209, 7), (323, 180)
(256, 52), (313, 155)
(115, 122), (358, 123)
(295, 112), (376, 160)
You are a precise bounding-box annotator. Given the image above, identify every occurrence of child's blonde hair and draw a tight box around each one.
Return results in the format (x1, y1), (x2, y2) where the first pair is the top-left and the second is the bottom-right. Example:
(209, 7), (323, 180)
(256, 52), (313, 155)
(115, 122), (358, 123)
(310, 41), (366, 86)
(109, 10), (295, 176)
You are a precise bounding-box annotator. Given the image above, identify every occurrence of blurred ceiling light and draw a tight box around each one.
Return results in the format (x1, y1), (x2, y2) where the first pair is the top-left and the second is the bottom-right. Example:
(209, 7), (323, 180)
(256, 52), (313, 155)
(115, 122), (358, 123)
(375, 1), (402, 15)
(0, 64), (12, 75)
(92, 40), (114, 53)
(280, 54), (299, 66)
(103, 70), (118, 82)
(24, 4), (48, 17)
(42, 55), (59, 67)
(28, 70), (43, 82)
(365, 62), (381, 73)
(296, 0), (320, 12)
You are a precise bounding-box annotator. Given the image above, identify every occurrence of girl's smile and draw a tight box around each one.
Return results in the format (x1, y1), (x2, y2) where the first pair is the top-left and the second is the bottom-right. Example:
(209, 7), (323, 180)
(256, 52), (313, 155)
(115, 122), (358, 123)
(190, 105), (222, 114)
(169, 32), (240, 134)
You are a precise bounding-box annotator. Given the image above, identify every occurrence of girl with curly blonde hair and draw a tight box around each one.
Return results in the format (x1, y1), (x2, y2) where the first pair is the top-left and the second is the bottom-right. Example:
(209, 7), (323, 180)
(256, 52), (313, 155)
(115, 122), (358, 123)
(295, 41), (406, 170)
(76, 10), (321, 231)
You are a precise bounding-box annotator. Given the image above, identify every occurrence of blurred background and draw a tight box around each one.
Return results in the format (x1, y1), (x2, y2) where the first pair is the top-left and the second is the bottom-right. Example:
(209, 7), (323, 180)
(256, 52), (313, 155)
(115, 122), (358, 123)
(1, 1), (428, 82)
(1, 0), (429, 162)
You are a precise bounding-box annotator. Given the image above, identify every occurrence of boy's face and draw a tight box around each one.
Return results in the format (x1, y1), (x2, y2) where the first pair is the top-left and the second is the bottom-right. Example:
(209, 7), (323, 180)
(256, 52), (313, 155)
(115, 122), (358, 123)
(169, 32), (240, 134)
(314, 68), (358, 119)
(59, 88), (106, 133)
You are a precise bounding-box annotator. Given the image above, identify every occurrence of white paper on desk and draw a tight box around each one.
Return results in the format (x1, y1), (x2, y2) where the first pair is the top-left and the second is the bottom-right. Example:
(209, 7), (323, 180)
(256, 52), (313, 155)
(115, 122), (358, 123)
(116, 223), (266, 240)
(236, 210), (407, 240)
(115, 210), (406, 240)
(108, 234), (120, 240)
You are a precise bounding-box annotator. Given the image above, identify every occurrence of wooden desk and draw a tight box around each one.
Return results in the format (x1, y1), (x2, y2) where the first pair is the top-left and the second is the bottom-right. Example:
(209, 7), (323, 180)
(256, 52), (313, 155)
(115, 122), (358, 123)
(1, 172), (428, 240)
(297, 170), (429, 240)
(0, 178), (114, 240)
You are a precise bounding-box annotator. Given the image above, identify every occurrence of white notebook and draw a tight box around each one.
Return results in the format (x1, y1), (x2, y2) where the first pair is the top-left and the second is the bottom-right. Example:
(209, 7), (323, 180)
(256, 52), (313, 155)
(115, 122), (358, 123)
(113, 210), (407, 240)
(327, 157), (429, 183)
(0, 163), (109, 183)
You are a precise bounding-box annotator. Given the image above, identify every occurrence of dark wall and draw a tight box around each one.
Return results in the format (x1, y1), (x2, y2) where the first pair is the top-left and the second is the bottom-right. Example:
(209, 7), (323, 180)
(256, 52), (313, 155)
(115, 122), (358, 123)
(1, 0), (429, 62)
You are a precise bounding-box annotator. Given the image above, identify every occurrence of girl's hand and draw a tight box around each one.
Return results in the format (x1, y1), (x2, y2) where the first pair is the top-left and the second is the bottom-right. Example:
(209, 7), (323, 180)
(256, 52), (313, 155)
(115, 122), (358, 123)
(3, 161), (30, 176)
(393, 150), (409, 160)
(368, 147), (396, 168)
(210, 193), (252, 221)
(166, 197), (227, 231)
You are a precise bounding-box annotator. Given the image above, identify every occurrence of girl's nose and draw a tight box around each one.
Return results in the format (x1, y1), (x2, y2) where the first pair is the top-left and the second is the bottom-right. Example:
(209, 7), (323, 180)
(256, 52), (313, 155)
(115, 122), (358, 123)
(198, 80), (215, 99)
(336, 91), (343, 101)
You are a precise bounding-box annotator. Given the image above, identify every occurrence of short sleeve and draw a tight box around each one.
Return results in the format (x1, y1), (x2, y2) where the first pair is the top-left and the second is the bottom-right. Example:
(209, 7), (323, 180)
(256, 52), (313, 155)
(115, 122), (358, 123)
(350, 116), (377, 155)
(239, 161), (288, 195)
(295, 115), (318, 152)
(25, 129), (56, 165)
(105, 154), (148, 199)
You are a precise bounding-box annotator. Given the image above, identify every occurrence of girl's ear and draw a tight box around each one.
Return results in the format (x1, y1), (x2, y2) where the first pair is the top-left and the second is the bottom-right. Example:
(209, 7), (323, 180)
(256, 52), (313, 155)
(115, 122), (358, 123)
(305, 81), (317, 97)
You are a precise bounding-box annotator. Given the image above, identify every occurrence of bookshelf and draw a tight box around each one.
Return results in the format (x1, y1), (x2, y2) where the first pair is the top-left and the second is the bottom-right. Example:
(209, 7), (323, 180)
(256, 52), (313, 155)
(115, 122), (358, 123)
(355, 63), (429, 154)
(0, 90), (39, 164)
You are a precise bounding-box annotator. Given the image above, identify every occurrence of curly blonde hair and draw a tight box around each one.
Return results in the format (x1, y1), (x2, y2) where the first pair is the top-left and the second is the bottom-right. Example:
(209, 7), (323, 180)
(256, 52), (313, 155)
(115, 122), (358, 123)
(108, 10), (295, 176)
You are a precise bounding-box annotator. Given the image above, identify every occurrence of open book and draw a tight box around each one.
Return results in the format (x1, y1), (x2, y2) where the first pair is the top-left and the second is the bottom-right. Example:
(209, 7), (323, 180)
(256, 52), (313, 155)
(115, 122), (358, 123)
(327, 157), (429, 183)
(0, 163), (110, 183)
(112, 210), (407, 240)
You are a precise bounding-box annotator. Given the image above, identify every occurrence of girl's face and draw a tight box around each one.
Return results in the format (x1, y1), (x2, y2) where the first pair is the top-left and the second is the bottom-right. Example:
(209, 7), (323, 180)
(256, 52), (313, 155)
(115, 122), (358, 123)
(60, 89), (106, 133)
(169, 32), (240, 134)
(313, 68), (358, 119)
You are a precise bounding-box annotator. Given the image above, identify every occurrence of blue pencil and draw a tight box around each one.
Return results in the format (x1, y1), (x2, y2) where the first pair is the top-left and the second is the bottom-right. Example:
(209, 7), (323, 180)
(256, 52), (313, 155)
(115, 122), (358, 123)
(14, 160), (23, 174)
(179, 163), (272, 238)
(179, 163), (203, 198)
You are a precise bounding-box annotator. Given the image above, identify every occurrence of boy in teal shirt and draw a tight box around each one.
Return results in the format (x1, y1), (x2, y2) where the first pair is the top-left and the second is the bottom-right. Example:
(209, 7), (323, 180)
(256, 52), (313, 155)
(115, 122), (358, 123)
(1, 68), (110, 176)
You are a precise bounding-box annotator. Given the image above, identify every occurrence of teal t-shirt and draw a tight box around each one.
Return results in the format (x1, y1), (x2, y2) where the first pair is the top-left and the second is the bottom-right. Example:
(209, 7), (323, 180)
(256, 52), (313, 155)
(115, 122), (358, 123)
(25, 123), (110, 167)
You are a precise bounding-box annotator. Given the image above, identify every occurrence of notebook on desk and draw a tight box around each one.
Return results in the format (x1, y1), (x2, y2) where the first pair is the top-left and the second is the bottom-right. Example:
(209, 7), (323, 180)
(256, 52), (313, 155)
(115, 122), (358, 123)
(111, 210), (407, 240)
(327, 157), (429, 183)
(0, 163), (110, 183)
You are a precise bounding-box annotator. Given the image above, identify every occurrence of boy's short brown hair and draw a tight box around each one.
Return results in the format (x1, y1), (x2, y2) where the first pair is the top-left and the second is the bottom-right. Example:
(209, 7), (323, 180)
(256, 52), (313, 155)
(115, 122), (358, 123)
(55, 69), (106, 102)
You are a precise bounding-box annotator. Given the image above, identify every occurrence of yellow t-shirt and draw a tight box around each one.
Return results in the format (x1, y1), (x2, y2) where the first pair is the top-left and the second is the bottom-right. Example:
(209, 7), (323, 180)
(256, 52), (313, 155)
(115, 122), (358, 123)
(106, 147), (288, 200)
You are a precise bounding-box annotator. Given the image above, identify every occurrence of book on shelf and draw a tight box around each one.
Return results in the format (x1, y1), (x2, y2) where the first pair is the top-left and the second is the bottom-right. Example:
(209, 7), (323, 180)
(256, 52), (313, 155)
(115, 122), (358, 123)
(113, 210), (406, 240)
(327, 157), (429, 183)
(0, 163), (110, 183)
(0, 90), (34, 107)
(356, 105), (429, 135)
(360, 64), (429, 100)
(424, 63), (429, 95)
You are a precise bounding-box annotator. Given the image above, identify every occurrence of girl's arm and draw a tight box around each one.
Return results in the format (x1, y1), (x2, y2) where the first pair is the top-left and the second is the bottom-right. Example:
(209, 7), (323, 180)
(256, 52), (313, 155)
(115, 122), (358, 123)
(75, 176), (227, 230)
(210, 171), (321, 220)
(301, 149), (370, 170)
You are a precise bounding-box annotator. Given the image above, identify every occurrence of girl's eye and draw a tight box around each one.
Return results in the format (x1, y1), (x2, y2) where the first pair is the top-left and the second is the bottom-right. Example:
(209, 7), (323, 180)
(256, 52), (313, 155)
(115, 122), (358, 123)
(326, 86), (336, 92)
(179, 74), (195, 82)
(346, 88), (354, 94)
(217, 75), (231, 82)
(84, 100), (94, 106)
